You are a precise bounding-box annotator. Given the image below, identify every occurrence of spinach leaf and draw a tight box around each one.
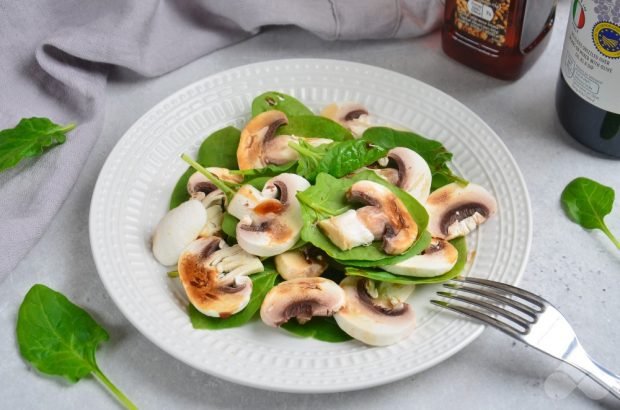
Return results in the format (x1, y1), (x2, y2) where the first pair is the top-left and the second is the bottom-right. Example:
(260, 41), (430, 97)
(561, 177), (619, 249)
(344, 237), (467, 284)
(251, 92), (314, 117)
(197, 126), (241, 169)
(189, 270), (278, 329)
(276, 115), (353, 141)
(318, 140), (387, 178)
(362, 127), (466, 190)
(221, 213), (239, 238)
(17, 284), (136, 409)
(169, 126), (241, 209)
(281, 316), (352, 342)
(290, 139), (387, 181)
(0, 118), (75, 173)
(245, 176), (271, 190)
(297, 171), (429, 262)
(169, 168), (195, 210)
(289, 139), (325, 181)
(342, 231), (432, 267)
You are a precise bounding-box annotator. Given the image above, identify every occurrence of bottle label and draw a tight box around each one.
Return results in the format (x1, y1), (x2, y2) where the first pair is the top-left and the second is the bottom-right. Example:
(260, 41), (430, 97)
(560, 0), (620, 114)
(453, 0), (511, 47)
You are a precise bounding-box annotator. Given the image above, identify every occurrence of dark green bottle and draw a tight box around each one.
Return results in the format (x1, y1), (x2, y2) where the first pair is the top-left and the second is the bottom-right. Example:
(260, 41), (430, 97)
(555, 0), (620, 157)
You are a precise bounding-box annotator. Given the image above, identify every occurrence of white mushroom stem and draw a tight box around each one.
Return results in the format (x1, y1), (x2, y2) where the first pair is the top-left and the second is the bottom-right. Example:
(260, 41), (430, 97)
(208, 245), (264, 284)
(364, 280), (415, 310)
(199, 205), (224, 238)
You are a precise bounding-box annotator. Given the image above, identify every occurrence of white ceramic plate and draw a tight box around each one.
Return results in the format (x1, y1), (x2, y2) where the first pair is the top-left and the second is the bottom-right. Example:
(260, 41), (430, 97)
(90, 59), (532, 393)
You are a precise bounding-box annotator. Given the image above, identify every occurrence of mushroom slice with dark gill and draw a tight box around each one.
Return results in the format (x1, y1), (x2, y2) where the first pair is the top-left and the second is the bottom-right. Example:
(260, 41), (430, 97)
(187, 168), (243, 237)
(321, 103), (372, 137)
(274, 246), (328, 280)
(260, 277), (345, 327)
(228, 173), (310, 257)
(187, 167), (242, 199)
(319, 181), (418, 255)
(426, 183), (497, 240)
(178, 237), (263, 318)
(237, 110), (289, 170)
(370, 148), (432, 204)
(381, 238), (458, 277)
(334, 277), (416, 346)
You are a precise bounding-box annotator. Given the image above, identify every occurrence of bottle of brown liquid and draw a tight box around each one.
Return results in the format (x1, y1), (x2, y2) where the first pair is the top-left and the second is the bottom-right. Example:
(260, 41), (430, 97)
(442, 0), (558, 80)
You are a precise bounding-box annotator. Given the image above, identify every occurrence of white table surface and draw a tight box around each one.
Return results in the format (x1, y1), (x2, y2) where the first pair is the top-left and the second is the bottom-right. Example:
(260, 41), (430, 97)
(2, 1), (620, 408)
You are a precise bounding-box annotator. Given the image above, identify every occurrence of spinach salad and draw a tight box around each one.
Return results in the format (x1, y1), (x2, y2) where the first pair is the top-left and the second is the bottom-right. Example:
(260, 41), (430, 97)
(151, 92), (498, 346)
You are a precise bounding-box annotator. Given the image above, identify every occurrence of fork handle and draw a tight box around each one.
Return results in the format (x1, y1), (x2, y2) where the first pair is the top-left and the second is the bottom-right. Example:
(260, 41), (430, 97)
(566, 346), (620, 399)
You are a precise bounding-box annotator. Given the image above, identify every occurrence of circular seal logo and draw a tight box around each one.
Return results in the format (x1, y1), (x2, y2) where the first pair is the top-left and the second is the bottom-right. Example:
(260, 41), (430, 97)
(593, 22), (620, 58)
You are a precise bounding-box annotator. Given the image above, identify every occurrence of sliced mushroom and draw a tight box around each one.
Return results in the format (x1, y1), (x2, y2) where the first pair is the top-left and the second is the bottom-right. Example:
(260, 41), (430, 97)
(178, 237), (263, 318)
(386, 148), (432, 204)
(186, 168), (242, 237)
(187, 168), (242, 199)
(237, 111), (289, 169)
(321, 103), (372, 137)
(317, 209), (375, 250)
(381, 238), (458, 277)
(319, 181), (418, 255)
(152, 199), (207, 266)
(275, 247), (328, 280)
(347, 181), (418, 255)
(260, 277), (345, 327)
(228, 173), (310, 257)
(334, 277), (416, 346)
(426, 183), (497, 240)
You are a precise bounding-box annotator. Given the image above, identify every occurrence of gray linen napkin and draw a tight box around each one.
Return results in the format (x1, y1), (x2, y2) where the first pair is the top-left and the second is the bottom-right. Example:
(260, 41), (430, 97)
(0, 0), (442, 279)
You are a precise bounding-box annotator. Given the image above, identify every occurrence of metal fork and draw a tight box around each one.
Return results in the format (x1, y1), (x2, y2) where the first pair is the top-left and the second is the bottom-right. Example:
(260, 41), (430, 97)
(431, 277), (620, 399)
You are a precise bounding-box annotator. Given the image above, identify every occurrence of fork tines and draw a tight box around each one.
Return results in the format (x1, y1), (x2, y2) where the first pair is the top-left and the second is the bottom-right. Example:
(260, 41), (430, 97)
(431, 277), (546, 338)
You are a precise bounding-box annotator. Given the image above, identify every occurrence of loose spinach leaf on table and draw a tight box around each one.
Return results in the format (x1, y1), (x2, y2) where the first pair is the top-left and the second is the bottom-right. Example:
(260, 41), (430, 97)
(276, 115), (353, 141)
(169, 126), (241, 209)
(281, 316), (352, 343)
(0, 117), (75, 173)
(345, 236), (468, 284)
(17, 284), (136, 409)
(251, 91), (314, 117)
(561, 177), (619, 249)
(189, 270), (279, 329)
(290, 139), (387, 181)
(297, 171), (430, 263)
(362, 127), (466, 190)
